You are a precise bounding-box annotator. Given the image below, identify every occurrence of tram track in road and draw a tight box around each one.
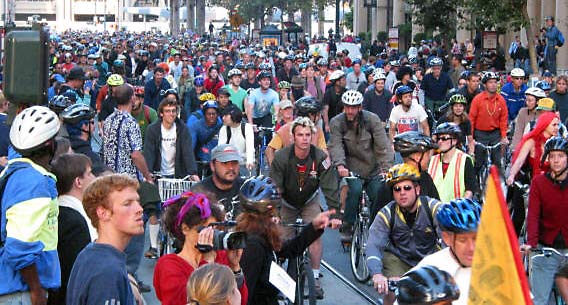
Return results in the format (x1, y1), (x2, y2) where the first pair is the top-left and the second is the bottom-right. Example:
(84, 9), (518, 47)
(321, 259), (380, 305)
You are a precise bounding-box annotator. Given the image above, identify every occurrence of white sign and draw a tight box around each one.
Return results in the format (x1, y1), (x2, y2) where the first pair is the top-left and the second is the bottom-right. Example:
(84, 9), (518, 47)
(269, 261), (296, 302)
(388, 28), (399, 39)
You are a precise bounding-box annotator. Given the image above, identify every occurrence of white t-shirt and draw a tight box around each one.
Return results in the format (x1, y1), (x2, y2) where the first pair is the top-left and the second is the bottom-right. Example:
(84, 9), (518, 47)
(389, 103), (428, 134)
(217, 123), (255, 165)
(415, 247), (471, 305)
(160, 124), (177, 176)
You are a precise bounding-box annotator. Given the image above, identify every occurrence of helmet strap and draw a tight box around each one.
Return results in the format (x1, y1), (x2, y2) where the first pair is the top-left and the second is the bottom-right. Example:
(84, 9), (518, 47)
(449, 235), (469, 268)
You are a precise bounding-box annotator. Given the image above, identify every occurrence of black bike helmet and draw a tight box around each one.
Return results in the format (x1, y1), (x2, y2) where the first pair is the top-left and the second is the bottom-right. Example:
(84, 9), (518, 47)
(432, 122), (462, 138)
(481, 71), (499, 84)
(436, 198), (481, 233)
(295, 96), (322, 117)
(245, 62), (256, 70)
(257, 70), (272, 82)
(397, 265), (460, 305)
(61, 104), (96, 125)
(394, 131), (438, 156)
(542, 136), (568, 166)
(48, 95), (74, 114)
(239, 176), (281, 214)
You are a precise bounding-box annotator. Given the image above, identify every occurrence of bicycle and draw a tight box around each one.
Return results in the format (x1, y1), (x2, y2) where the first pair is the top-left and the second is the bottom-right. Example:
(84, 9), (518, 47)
(474, 142), (502, 198)
(343, 172), (373, 283)
(256, 126), (274, 176)
(282, 218), (318, 305)
(156, 174), (196, 256)
(525, 247), (568, 305)
(508, 180), (530, 241)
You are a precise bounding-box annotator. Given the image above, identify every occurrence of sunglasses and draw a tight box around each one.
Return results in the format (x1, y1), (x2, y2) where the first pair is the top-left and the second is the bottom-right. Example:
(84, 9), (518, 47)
(513, 77), (524, 80)
(437, 136), (455, 142)
(393, 185), (414, 193)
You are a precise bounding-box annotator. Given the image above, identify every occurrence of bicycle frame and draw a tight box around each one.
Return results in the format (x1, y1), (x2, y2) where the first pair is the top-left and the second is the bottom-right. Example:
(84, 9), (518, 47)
(475, 142), (502, 196)
(257, 126), (274, 175)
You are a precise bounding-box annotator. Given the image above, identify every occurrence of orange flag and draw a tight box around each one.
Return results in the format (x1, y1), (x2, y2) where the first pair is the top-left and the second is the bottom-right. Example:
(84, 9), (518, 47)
(468, 166), (532, 305)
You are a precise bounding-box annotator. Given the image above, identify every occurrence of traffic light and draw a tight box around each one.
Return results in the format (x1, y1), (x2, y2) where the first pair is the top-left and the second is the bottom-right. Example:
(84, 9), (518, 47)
(3, 28), (49, 105)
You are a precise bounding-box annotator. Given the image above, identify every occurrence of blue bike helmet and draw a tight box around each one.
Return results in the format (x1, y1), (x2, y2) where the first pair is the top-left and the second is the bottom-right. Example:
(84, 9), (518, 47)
(436, 198), (481, 233)
(239, 175), (281, 214)
(194, 76), (205, 87)
(395, 85), (413, 97)
(536, 80), (552, 91)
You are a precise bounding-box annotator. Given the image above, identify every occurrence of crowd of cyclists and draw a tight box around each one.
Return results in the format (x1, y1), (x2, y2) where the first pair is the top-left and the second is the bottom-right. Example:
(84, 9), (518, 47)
(0, 17), (567, 305)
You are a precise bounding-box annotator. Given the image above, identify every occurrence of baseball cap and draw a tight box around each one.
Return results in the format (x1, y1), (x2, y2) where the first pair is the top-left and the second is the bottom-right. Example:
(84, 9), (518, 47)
(67, 67), (88, 81)
(279, 100), (293, 109)
(211, 144), (241, 162)
(536, 98), (556, 111)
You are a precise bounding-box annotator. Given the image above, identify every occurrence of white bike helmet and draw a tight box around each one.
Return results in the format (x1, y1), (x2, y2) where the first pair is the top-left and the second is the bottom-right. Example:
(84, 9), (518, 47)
(373, 72), (387, 82)
(525, 87), (546, 99)
(510, 68), (526, 78)
(342, 90), (364, 106)
(227, 68), (242, 78)
(329, 70), (346, 82)
(10, 106), (60, 154)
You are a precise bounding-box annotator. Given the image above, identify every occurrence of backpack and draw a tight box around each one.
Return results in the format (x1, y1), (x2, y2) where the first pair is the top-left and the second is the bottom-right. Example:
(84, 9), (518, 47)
(226, 122), (247, 144)
(388, 196), (437, 243)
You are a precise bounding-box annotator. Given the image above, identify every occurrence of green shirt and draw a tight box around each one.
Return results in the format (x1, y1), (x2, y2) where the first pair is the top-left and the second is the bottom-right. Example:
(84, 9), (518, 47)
(131, 105), (159, 143)
(224, 85), (247, 111)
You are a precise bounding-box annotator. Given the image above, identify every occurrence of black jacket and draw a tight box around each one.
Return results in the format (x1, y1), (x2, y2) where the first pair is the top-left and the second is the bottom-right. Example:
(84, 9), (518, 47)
(143, 119), (197, 177)
(69, 136), (107, 175)
(241, 224), (324, 305)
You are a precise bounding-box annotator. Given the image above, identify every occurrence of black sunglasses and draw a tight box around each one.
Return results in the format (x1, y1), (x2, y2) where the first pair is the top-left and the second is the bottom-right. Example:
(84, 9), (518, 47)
(437, 136), (455, 142)
(393, 185), (413, 193)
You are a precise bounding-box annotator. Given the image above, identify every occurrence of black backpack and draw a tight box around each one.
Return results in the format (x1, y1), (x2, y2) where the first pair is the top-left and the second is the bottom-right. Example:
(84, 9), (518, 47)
(225, 122), (247, 144)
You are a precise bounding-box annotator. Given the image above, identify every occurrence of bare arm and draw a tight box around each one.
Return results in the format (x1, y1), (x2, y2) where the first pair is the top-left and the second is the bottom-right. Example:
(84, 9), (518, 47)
(132, 150), (154, 183)
(323, 105), (330, 132)
(420, 119), (430, 136)
(20, 264), (47, 305)
(506, 139), (534, 185)
(247, 101), (254, 124)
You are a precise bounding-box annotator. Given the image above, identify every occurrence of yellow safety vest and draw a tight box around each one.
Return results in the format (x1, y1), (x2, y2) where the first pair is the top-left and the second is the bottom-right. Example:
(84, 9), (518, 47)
(427, 150), (472, 203)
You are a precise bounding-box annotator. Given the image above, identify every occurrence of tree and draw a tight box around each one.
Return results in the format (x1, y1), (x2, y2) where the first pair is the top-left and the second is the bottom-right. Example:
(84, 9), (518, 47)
(405, 0), (463, 46)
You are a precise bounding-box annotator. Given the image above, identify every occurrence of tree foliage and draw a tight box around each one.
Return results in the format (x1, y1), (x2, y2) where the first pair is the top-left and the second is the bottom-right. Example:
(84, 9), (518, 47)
(405, 0), (462, 42)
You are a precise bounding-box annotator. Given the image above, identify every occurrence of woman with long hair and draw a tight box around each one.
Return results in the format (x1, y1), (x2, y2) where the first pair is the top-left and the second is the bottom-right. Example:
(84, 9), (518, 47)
(187, 263), (241, 305)
(437, 94), (475, 154)
(153, 191), (248, 305)
(204, 65), (225, 97)
(236, 176), (336, 305)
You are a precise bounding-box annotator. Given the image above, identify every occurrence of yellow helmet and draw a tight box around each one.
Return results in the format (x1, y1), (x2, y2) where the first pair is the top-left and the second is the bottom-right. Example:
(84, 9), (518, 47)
(385, 163), (421, 187)
(199, 93), (216, 102)
(107, 74), (124, 87)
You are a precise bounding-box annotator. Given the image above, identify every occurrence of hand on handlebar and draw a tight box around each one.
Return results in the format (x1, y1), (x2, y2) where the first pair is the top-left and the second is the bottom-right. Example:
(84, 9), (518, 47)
(373, 274), (390, 295)
(501, 137), (510, 146)
(337, 165), (349, 177)
(520, 244), (532, 255)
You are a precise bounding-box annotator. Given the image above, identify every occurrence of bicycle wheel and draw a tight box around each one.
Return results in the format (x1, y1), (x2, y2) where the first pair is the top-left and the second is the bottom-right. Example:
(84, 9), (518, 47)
(297, 259), (317, 305)
(350, 220), (370, 282)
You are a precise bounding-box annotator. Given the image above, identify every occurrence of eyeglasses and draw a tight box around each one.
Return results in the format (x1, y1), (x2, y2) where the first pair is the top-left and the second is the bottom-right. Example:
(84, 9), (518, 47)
(437, 136), (455, 142)
(393, 185), (414, 193)
(162, 109), (177, 114)
(513, 77), (524, 80)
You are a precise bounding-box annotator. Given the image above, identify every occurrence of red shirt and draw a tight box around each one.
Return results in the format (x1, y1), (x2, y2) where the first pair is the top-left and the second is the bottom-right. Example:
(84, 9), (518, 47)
(469, 91), (508, 137)
(204, 78), (225, 97)
(153, 251), (248, 305)
(527, 173), (568, 247)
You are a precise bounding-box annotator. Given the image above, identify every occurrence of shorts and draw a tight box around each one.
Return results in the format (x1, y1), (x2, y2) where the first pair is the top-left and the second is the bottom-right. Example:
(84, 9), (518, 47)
(280, 192), (322, 240)
(382, 251), (412, 278)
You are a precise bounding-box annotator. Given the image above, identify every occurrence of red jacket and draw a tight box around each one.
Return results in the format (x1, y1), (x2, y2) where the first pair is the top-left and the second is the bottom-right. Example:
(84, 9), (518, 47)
(154, 251), (248, 305)
(527, 173), (568, 247)
(204, 77), (225, 97)
(469, 91), (508, 137)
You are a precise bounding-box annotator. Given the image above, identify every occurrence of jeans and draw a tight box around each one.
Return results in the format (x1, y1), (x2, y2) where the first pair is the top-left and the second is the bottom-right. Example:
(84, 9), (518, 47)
(529, 248), (568, 305)
(344, 175), (381, 224)
(0, 292), (32, 305)
(545, 48), (557, 75)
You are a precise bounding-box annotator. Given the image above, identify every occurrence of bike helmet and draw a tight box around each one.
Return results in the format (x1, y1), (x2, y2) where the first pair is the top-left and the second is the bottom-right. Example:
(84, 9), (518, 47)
(10, 106), (61, 155)
(373, 72), (387, 82)
(341, 90), (364, 106)
(257, 70), (272, 81)
(428, 57), (443, 67)
(542, 136), (568, 165)
(228, 68), (242, 78)
(525, 87), (546, 99)
(385, 163), (421, 187)
(395, 85), (413, 97)
(436, 198), (481, 233)
(259, 62), (272, 71)
(245, 62), (256, 70)
(536, 80), (552, 91)
(61, 104), (96, 125)
(364, 66), (376, 77)
(393, 131), (438, 156)
(432, 122), (462, 138)
(107, 74), (124, 86)
(239, 175), (281, 214)
(396, 265), (460, 305)
(235, 63), (245, 70)
(329, 70), (346, 82)
(278, 81), (291, 90)
(113, 59), (124, 68)
(285, 54), (295, 62)
(48, 95), (74, 114)
(317, 58), (328, 66)
(448, 94), (467, 105)
(134, 86), (145, 97)
(408, 56), (418, 64)
(481, 71), (499, 84)
(295, 96), (322, 117)
(510, 68), (525, 78)
(202, 100), (218, 111)
(194, 76), (205, 87)
(198, 93), (216, 102)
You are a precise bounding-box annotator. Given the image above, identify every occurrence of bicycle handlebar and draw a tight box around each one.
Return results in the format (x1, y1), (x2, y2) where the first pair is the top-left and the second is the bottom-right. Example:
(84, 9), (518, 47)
(513, 181), (530, 193)
(530, 247), (568, 258)
(475, 142), (503, 150)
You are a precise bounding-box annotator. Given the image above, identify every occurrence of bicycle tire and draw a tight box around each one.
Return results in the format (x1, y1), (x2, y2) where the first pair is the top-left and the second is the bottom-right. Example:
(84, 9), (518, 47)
(350, 220), (370, 282)
(298, 259), (317, 305)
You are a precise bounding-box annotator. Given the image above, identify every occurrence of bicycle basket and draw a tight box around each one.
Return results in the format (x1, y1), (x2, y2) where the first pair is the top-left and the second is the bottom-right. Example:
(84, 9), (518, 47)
(157, 178), (195, 202)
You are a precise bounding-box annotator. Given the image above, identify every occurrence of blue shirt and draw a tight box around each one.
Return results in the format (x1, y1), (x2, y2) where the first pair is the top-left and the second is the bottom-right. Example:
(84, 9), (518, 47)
(248, 88), (279, 118)
(144, 78), (171, 110)
(421, 72), (454, 101)
(500, 82), (527, 121)
(191, 119), (223, 162)
(67, 243), (134, 305)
